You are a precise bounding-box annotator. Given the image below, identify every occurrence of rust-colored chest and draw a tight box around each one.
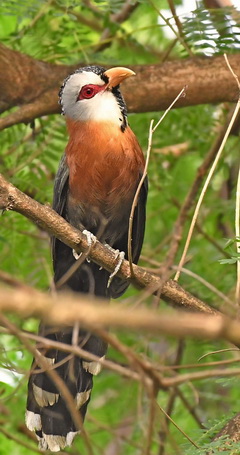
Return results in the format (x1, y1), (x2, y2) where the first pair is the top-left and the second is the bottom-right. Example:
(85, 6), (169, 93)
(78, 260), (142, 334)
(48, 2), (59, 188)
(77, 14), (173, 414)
(65, 119), (145, 212)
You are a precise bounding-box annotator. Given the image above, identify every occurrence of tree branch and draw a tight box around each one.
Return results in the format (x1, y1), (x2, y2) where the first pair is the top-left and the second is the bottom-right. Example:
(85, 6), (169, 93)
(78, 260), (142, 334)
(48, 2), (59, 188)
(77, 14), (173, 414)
(0, 173), (215, 313)
(1, 43), (240, 129)
(0, 288), (240, 346)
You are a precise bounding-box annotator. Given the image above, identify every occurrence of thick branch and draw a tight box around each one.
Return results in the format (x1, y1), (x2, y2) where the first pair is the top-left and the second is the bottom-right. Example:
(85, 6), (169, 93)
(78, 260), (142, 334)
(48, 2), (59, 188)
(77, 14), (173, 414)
(0, 288), (239, 346)
(1, 43), (240, 129)
(0, 173), (215, 313)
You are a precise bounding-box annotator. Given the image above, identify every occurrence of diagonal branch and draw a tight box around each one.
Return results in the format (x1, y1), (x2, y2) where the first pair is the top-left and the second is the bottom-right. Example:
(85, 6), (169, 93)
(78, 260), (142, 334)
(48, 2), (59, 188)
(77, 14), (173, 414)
(96, 0), (139, 52)
(0, 173), (214, 313)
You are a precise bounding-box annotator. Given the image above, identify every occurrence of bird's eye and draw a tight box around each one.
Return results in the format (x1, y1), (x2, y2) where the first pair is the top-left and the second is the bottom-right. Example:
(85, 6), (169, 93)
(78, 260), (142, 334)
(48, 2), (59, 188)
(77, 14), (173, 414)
(78, 83), (106, 101)
(78, 85), (96, 100)
(83, 87), (94, 98)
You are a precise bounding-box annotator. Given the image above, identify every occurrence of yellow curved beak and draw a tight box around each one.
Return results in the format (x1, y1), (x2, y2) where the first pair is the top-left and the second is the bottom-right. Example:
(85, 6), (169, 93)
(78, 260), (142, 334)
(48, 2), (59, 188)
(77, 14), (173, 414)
(103, 67), (136, 88)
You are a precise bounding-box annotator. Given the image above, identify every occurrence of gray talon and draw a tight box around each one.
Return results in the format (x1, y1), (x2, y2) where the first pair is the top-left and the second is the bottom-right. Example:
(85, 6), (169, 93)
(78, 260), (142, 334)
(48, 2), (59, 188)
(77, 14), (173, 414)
(72, 249), (82, 260)
(83, 229), (97, 247)
(107, 250), (125, 288)
(73, 230), (97, 261)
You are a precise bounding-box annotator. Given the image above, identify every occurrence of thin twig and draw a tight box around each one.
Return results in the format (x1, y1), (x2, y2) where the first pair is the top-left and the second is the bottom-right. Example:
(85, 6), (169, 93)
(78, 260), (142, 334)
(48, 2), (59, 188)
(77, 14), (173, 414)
(198, 347), (239, 361)
(96, 0), (139, 52)
(223, 55), (240, 306)
(149, 0), (194, 56)
(176, 387), (206, 429)
(128, 119), (153, 275)
(2, 327), (141, 382)
(0, 315), (94, 455)
(161, 104), (236, 277)
(158, 340), (185, 455)
(175, 54), (240, 281)
(2, 325), (238, 374)
(163, 367), (240, 388)
(172, 266), (235, 309)
(127, 87), (186, 277)
(142, 255), (234, 309)
(235, 161), (240, 305)
(170, 197), (231, 259)
(156, 402), (199, 448)
(53, 0), (102, 31)
(144, 381), (156, 455)
(152, 87), (186, 134)
(167, 0), (184, 37)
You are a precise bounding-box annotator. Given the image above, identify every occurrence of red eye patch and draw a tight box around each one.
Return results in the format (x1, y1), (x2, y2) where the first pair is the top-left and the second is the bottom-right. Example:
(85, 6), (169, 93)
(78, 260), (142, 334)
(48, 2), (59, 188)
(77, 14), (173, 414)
(78, 84), (106, 100)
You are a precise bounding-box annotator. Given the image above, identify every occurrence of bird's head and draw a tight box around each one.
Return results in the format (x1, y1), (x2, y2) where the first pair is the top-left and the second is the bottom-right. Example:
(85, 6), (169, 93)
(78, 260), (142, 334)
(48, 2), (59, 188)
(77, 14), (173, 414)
(59, 65), (135, 130)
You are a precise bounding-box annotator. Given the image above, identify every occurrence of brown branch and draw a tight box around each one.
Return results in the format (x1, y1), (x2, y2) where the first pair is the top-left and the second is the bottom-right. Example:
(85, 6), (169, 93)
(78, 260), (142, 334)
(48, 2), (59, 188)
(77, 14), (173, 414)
(0, 173), (213, 313)
(167, 0), (183, 37)
(164, 367), (240, 388)
(0, 88), (59, 131)
(15, 330), (141, 382)
(96, 0), (139, 52)
(1, 43), (240, 129)
(52, 0), (102, 32)
(1, 287), (240, 346)
(111, 0), (139, 23)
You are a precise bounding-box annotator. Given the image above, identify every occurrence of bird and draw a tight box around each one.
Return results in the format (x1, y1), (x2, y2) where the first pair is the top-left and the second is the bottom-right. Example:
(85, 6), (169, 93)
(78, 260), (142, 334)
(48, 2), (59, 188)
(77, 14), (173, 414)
(25, 65), (148, 452)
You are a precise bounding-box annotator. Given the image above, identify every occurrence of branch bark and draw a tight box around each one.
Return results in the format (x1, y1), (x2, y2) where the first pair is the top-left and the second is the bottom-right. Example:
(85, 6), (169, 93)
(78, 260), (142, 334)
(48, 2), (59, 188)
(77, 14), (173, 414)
(0, 173), (216, 313)
(0, 288), (240, 347)
(1, 43), (240, 130)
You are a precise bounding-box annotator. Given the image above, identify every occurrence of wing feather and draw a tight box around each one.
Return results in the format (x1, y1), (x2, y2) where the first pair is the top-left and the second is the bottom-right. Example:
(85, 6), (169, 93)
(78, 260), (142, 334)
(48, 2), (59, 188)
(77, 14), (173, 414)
(51, 154), (69, 267)
(109, 174), (148, 299)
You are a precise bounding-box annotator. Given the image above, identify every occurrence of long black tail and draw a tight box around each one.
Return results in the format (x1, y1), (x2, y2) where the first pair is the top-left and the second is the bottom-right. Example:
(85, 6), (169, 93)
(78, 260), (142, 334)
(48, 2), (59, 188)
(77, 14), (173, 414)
(25, 258), (111, 452)
(26, 324), (107, 451)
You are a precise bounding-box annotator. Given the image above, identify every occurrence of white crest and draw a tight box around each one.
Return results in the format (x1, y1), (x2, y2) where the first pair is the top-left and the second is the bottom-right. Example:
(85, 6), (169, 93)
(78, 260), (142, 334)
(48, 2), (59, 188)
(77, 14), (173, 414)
(61, 71), (123, 126)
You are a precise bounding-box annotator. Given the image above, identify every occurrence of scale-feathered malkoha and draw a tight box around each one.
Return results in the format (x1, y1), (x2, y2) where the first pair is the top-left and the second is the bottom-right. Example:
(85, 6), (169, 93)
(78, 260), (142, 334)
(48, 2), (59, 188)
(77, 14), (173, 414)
(26, 65), (148, 452)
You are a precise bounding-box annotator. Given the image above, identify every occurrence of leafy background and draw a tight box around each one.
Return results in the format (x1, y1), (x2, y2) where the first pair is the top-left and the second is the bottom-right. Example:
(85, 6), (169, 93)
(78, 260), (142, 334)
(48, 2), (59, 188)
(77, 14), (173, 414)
(0, 0), (240, 454)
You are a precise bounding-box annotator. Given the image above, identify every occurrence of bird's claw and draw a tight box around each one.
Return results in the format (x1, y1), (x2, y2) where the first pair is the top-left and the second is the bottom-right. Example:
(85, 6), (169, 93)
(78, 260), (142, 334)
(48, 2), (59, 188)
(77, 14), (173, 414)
(72, 230), (97, 261)
(83, 229), (97, 262)
(83, 229), (97, 247)
(107, 248), (125, 288)
(72, 249), (82, 260)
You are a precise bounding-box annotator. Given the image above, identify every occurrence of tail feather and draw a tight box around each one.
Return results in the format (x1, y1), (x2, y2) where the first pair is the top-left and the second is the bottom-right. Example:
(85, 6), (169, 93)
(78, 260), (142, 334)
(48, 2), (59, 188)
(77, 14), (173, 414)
(26, 326), (107, 451)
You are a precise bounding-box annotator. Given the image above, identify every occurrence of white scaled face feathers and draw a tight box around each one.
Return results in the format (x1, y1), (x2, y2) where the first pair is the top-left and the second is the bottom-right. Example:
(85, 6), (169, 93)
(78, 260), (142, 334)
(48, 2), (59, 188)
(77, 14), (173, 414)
(60, 70), (122, 124)
(60, 66), (135, 126)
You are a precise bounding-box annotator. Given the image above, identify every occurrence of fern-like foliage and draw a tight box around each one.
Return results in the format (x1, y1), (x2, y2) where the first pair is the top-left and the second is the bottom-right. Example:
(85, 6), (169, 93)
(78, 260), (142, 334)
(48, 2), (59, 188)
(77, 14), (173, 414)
(182, 5), (240, 55)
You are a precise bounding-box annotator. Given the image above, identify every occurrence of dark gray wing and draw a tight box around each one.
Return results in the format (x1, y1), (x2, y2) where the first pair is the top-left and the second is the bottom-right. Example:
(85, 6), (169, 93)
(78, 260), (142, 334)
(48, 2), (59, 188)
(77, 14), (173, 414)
(51, 154), (69, 266)
(131, 175), (148, 264)
(109, 174), (148, 299)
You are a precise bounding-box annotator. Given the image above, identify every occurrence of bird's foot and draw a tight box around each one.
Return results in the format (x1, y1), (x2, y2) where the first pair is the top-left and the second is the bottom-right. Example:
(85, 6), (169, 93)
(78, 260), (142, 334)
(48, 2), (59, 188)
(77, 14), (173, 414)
(72, 230), (97, 261)
(106, 245), (125, 288)
(83, 230), (97, 263)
